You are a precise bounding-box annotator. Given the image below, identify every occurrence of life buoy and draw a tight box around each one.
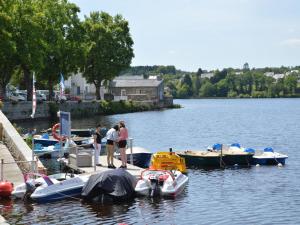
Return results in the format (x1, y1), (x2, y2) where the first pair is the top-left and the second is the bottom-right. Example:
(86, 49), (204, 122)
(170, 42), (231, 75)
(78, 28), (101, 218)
(0, 181), (13, 197)
(52, 123), (66, 141)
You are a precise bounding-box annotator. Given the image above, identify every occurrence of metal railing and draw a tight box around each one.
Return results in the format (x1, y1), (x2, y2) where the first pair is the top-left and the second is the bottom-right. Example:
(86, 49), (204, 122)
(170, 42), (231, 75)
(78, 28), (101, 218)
(0, 158), (38, 181)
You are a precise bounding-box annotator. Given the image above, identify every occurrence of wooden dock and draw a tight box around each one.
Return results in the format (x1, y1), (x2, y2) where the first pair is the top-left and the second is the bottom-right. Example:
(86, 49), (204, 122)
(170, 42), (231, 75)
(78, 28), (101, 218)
(64, 155), (144, 177)
(0, 142), (24, 186)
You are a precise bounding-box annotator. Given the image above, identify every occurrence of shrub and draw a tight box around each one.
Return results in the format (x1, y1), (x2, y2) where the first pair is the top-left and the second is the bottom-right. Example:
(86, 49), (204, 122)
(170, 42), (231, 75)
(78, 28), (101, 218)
(48, 102), (59, 118)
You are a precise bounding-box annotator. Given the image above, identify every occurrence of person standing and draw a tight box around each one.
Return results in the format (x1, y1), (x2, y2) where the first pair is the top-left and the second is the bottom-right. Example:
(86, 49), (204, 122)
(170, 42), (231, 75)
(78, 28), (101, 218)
(118, 121), (128, 168)
(106, 125), (119, 168)
(93, 124), (103, 166)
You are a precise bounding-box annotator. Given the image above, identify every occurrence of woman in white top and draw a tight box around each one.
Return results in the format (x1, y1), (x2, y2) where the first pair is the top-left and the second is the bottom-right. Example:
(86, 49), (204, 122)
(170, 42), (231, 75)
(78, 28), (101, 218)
(106, 125), (119, 168)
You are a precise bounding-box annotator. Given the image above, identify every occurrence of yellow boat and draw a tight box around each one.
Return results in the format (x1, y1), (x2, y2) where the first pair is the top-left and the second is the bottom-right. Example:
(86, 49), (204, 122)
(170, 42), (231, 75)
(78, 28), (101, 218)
(150, 150), (187, 173)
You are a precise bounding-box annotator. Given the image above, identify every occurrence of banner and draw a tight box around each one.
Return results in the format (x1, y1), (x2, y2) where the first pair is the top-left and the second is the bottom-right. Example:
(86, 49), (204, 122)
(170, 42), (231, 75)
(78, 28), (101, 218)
(59, 111), (71, 137)
(30, 73), (36, 118)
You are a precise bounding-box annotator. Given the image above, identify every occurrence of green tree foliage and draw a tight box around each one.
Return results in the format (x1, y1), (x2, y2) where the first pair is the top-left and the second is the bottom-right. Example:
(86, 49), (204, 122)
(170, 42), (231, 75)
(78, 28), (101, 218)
(199, 81), (215, 97)
(167, 68), (300, 98)
(13, 0), (46, 100)
(0, 0), (18, 99)
(37, 0), (83, 100)
(82, 12), (134, 99)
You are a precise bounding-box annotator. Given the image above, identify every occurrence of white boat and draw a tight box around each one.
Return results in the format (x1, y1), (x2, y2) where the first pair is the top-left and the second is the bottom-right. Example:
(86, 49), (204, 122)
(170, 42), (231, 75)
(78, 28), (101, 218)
(12, 173), (69, 199)
(30, 175), (90, 203)
(252, 147), (288, 165)
(135, 169), (188, 197)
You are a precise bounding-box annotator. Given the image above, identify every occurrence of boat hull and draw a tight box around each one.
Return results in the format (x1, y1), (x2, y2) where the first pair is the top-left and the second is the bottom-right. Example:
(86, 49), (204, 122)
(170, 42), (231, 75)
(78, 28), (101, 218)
(178, 152), (253, 168)
(31, 187), (83, 203)
(116, 153), (152, 168)
(251, 157), (287, 165)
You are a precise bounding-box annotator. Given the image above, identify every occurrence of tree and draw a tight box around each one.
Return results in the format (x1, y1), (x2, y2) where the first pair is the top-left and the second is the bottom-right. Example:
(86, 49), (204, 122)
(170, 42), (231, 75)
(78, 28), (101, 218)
(13, 0), (46, 100)
(216, 79), (228, 97)
(83, 12), (134, 100)
(199, 81), (215, 97)
(37, 0), (83, 100)
(284, 75), (297, 95)
(0, 0), (18, 99)
(196, 68), (203, 77)
(211, 69), (227, 84)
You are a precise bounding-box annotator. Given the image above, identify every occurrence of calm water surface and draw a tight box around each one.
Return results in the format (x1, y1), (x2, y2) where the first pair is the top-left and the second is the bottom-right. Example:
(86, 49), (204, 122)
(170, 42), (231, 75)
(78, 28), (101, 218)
(2, 99), (300, 224)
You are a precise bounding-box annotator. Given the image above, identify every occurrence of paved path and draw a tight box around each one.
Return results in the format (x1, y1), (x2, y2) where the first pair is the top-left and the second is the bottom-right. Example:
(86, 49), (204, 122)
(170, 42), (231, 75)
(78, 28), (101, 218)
(0, 142), (24, 186)
(65, 155), (144, 177)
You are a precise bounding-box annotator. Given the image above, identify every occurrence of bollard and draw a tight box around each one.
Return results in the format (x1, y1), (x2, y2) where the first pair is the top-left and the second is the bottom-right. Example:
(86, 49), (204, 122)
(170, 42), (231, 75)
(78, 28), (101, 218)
(129, 138), (133, 165)
(1, 159), (3, 181)
(94, 146), (96, 172)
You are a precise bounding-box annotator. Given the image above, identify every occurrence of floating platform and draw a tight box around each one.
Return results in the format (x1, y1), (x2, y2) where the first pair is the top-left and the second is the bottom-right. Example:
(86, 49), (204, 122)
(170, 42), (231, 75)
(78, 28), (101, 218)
(62, 155), (144, 177)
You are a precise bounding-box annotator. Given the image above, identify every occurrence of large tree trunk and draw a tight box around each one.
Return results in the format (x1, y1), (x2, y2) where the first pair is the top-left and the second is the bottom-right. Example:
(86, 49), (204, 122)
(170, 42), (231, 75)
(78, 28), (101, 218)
(22, 65), (32, 101)
(0, 84), (6, 100)
(48, 76), (53, 101)
(94, 81), (101, 100)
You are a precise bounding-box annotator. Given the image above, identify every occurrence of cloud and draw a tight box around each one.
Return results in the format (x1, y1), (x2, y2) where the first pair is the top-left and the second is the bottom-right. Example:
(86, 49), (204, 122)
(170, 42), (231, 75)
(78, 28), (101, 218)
(281, 38), (300, 47)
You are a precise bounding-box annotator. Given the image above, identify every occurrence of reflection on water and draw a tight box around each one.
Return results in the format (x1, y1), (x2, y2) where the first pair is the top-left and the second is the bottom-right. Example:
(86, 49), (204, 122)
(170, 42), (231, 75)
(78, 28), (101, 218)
(2, 99), (300, 224)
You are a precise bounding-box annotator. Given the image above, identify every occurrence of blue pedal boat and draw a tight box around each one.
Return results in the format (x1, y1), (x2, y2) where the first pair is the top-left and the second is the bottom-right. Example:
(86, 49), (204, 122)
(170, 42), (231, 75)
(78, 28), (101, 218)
(252, 147), (288, 165)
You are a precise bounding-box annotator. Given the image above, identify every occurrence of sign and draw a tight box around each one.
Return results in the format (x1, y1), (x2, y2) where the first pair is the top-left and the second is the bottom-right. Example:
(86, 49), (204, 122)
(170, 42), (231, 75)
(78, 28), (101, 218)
(59, 111), (71, 137)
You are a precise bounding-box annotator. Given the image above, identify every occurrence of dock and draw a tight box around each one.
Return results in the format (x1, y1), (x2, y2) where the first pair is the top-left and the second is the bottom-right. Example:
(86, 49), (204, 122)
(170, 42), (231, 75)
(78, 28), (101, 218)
(64, 155), (144, 177)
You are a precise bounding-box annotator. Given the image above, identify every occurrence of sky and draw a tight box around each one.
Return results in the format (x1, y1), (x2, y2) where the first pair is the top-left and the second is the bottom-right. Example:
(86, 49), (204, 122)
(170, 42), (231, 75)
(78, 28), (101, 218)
(70, 0), (300, 72)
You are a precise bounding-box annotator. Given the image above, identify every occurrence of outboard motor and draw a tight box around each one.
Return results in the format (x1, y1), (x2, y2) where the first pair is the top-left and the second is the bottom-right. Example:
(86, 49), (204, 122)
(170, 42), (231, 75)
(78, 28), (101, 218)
(149, 174), (160, 197)
(23, 181), (42, 202)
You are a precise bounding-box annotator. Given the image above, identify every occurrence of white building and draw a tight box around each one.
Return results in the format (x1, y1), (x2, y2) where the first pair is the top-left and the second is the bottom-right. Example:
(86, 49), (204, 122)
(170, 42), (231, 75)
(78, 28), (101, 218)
(264, 72), (275, 77)
(64, 73), (106, 100)
(201, 73), (214, 79)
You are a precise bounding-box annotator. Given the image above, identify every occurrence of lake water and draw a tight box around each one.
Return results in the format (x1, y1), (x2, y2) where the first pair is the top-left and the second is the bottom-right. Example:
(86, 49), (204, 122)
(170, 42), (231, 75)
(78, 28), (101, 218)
(2, 99), (300, 224)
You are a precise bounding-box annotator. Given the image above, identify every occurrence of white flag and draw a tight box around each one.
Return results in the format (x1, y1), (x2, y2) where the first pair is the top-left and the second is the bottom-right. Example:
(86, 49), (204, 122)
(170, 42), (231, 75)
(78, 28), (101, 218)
(30, 73), (36, 118)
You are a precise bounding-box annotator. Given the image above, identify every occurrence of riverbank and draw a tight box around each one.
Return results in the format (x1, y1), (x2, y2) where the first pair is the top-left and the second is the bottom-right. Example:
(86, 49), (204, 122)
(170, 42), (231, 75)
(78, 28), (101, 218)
(1, 97), (177, 121)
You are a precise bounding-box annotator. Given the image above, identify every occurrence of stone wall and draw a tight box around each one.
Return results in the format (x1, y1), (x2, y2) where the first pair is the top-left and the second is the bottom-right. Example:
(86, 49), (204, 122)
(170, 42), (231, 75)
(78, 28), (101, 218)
(0, 111), (46, 173)
(2, 98), (173, 121)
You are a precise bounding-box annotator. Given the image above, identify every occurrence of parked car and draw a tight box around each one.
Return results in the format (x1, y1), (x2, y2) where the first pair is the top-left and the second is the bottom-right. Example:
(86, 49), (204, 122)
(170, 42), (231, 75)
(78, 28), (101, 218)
(36, 93), (46, 102)
(70, 96), (81, 101)
(9, 92), (26, 102)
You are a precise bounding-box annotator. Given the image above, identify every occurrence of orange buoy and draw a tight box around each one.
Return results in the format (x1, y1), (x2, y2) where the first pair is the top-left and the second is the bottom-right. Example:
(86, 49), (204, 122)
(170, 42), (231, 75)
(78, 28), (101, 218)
(51, 123), (66, 141)
(0, 181), (13, 197)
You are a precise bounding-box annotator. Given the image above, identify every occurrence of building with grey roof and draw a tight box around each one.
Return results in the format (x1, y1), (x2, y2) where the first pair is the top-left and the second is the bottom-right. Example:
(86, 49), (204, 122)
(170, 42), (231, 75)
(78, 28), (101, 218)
(109, 76), (164, 102)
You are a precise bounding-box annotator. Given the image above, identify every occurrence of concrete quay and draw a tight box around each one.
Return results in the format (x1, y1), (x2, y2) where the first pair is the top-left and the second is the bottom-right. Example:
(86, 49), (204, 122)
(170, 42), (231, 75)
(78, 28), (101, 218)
(0, 142), (24, 186)
(0, 110), (46, 184)
(64, 155), (144, 177)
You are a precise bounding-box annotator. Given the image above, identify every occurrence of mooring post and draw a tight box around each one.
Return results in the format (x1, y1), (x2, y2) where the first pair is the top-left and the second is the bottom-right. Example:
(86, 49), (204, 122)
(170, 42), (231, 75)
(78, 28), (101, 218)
(0, 122), (3, 141)
(129, 138), (133, 165)
(32, 137), (35, 173)
(220, 144), (223, 168)
(94, 146), (96, 172)
(1, 159), (3, 181)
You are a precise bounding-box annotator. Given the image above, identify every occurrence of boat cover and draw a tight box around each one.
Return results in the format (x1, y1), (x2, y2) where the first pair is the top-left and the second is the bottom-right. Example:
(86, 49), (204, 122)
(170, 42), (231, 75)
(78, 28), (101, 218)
(264, 147), (274, 152)
(81, 169), (137, 201)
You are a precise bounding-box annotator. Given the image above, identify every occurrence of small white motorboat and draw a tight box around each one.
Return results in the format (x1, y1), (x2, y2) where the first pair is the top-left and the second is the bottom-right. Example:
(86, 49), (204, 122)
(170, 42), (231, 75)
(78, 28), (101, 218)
(252, 147), (288, 165)
(135, 169), (188, 197)
(12, 173), (67, 199)
(30, 175), (90, 203)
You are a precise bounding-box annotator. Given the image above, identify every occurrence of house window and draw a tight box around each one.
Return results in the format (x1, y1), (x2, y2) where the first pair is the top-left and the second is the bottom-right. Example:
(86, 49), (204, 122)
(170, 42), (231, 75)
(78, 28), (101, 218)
(121, 89), (126, 96)
(77, 86), (80, 95)
(136, 89), (143, 94)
